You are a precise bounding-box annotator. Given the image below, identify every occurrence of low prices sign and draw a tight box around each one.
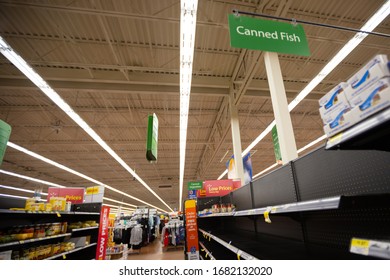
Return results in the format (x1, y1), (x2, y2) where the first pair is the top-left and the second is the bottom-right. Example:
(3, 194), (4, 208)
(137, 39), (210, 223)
(47, 187), (84, 203)
(96, 205), (110, 260)
(185, 200), (199, 260)
(200, 179), (236, 197)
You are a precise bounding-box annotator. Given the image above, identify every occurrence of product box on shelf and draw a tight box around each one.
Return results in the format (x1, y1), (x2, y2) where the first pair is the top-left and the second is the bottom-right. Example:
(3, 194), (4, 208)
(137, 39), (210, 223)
(344, 54), (390, 103)
(322, 108), (356, 137)
(347, 77), (390, 123)
(49, 197), (66, 211)
(319, 82), (350, 124)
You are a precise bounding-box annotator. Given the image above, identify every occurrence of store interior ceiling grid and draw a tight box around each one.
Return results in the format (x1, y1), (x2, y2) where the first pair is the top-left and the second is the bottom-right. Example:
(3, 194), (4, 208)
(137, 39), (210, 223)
(0, 0), (389, 211)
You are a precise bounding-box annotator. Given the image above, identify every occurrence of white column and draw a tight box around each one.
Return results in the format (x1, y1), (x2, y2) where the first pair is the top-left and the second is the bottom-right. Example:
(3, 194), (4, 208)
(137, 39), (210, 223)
(229, 92), (245, 186)
(264, 51), (298, 163)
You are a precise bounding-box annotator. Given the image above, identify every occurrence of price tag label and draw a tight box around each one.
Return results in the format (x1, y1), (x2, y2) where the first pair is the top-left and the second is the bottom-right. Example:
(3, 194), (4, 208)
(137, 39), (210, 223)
(329, 133), (343, 144)
(56, 212), (61, 217)
(350, 238), (370, 255)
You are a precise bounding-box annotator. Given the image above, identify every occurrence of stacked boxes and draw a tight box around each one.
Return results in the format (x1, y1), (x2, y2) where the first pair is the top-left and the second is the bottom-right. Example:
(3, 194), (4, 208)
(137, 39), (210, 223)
(320, 55), (390, 137)
(319, 83), (352, 136)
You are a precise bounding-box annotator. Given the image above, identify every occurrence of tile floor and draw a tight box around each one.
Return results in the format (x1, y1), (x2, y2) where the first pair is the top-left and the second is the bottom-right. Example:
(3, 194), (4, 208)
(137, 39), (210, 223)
(125, 239), (185, 260)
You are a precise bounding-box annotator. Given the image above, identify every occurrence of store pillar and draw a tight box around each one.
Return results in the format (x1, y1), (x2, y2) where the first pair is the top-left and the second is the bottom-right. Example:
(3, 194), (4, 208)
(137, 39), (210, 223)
(264, 51), (298, 163)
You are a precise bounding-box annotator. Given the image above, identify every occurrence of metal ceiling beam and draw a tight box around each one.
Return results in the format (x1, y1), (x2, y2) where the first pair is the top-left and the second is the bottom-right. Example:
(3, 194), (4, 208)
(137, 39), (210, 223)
(0, 77), (323, 100)
(0, 1), (224, 28)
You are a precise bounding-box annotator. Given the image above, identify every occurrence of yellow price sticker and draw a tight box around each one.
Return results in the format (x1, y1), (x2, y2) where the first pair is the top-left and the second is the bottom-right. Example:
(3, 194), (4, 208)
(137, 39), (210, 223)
(351, 238), (370, 248)
(62, 254), (66, 259)
(237, 253), (241, 260)
(56, 212), (61, 217)
(329, 133), (343, 144)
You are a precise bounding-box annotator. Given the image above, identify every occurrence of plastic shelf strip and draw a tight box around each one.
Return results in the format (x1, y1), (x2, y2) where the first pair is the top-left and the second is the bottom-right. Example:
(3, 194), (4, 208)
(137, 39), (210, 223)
(199, 228), (258, 260)
(350, 238), (390, 259)
(45, 242), (97, 260)
(234, 196), (341, 216)
(199, 241), (216, 260)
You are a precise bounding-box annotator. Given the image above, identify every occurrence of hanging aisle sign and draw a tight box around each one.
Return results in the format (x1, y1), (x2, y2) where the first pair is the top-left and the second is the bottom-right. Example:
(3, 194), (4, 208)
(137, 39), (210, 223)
(228, 14), (310, 56)
(0, 120), (11, 167)
(146, 113), (158, 161)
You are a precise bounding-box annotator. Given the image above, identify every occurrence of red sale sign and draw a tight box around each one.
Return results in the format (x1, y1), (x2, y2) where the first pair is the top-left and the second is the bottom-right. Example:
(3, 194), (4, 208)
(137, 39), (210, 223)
(200, 179), (237, 197)
(96, 206), (110, 260)
(185, 200), (199, 260)
(47, 187), (85, 203)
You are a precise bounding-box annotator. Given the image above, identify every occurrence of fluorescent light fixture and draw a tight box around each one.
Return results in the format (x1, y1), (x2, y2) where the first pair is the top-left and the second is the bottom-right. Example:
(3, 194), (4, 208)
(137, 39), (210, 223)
(0, 38), (172, 213)
(0, 193), (30, 200)
(218, 2), (390, 180)
(297, 134), (327, 154)
(6, 142), (168, 213)
(253, 163), (279, 179)
(0, 193), (45, 201)
(179, 0), (198, 211)
(103, 197), (136, 208)
(0, 169), (67, 188)
(252, 134), (332, 179)
(217, 170), (228, 180)
(103, 203), (135, 211)
(0, 184), (48, 196)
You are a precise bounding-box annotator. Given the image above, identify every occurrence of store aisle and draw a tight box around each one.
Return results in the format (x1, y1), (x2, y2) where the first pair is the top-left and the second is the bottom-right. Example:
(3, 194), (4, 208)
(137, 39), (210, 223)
(126, 239), (185, 260)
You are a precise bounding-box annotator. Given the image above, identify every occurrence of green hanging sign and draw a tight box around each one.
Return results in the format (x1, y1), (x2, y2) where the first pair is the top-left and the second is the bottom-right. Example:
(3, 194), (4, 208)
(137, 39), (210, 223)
(0, 120), (12, 167)
(146, 113), (158, 161)
(228, 14), (310, 56)
(188, 181), (203, 190)
(272, 125), (282, 162)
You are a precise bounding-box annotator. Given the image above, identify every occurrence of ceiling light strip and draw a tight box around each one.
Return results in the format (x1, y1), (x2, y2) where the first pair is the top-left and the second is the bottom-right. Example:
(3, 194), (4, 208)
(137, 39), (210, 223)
(0, 169), (67, 188)
(102, 203), (135, 211)
(218, 2), (390, 179)
(0, 184), (48, 196)
(0, 37), (172, 213)
(0, 193), (32, 200)
(179, 0), (198, 211)
(5, 142), (168, 212)
(297, 135), (327, 154)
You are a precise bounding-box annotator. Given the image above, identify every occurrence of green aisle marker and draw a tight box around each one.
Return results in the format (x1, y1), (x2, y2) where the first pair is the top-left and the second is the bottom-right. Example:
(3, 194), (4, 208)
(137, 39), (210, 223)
(146, 113), (158, 161)
(0, 119), (11, 167)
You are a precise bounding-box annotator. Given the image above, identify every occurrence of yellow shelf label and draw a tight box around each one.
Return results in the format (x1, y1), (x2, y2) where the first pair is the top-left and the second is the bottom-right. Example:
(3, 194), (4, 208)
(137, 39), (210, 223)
(351, 238), (369, 248)
(329, 133), (343, 144)
(56, 212), (61, 217)
(63, 254), (66, 259)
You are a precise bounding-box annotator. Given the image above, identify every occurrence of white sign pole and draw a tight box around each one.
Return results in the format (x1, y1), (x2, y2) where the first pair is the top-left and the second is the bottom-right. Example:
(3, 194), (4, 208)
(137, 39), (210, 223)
(229, 91), (245, 186)
(264, 52), (298, 164)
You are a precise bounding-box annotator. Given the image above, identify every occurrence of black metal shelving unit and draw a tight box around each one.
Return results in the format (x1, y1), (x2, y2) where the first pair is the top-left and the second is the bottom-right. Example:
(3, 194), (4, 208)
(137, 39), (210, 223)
(197, 110), (390, 260)
(0, 208), (101, 260)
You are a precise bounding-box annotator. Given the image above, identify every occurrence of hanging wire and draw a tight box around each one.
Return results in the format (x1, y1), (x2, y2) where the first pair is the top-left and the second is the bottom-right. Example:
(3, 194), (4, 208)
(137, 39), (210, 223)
(232, 9), (390, 38)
